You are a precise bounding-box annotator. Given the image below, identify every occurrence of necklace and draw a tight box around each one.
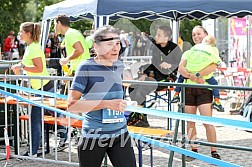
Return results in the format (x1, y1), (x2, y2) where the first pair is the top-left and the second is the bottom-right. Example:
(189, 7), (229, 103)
(103, 64), (115, 73)
(96, 56), (115, 73)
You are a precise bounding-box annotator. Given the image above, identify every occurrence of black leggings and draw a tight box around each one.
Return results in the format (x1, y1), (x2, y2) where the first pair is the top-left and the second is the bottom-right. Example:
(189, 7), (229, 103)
(78, 132), (136, 167)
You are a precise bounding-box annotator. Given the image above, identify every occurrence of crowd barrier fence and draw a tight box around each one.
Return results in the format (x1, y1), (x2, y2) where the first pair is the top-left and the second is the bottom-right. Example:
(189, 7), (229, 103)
(0, 74), (251, 166)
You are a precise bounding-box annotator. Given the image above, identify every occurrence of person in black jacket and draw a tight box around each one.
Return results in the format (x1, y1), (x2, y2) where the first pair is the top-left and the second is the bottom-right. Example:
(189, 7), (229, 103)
(128, 26), (183, 127)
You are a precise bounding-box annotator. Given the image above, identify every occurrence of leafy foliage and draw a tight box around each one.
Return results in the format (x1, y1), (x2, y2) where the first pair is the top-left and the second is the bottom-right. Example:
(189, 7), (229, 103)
(70, 20), (93, 35)
(110, 19), (152, 34)
(0, 0), (28, 45)
(111, 18), (200, 44)
(0, 0), (63, 45)
(0, 0), (200, 47)
(180, 19), (201, 45)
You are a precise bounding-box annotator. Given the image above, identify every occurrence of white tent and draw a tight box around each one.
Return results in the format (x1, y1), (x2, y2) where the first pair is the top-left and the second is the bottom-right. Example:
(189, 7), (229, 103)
(41, 0), (252, 50)
(41, 0), (109, 49)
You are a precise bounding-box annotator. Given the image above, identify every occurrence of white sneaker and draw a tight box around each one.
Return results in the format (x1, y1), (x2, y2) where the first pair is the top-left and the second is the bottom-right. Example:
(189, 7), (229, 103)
(22, 151), (37, 158)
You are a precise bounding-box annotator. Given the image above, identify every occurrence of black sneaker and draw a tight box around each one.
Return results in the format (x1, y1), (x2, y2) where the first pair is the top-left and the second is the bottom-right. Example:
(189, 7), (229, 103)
(127, 113), (137, 126)
(185, 156), (196, 162)
(212, 101), (225, 112)
(171, 95), (180, 103)
(185, 149), (198, 161)
(133, 114), (150, 127)
(134, 120), (150, 127)
(211, 152), (221, 159)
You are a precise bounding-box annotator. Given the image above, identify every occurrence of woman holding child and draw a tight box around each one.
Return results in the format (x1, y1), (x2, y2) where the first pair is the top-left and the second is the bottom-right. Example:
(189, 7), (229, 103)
(178, 25), (221, 159)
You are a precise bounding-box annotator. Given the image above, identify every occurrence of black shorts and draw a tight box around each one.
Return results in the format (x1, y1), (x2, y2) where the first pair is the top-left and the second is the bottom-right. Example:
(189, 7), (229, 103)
(185, 87), (213, 106)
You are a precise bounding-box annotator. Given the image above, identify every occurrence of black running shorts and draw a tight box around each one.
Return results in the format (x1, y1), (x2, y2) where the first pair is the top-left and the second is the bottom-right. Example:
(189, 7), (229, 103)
(185, 87), (213, 106)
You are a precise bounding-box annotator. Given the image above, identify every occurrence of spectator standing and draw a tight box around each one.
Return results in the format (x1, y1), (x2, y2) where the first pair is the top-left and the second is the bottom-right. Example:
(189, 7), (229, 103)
(11, 22), (68, 156)
(139, 32), (147, 56)
(127, 32), (134, 56)
(172, 35), (225, 112)
(144, 32), (154, 56)
(178, 25), (221, 159)
(119, 30), (129, 57)
(134, 32), (141, 56)
(48, 32), (62, 76)
(3, 30), (15, 60)
(17, 35), (25, 60)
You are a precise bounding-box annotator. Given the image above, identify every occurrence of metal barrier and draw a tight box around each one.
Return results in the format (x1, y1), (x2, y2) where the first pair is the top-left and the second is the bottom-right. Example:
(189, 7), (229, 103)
(0, 75), (251, 166)
(121, 56), (152, 64)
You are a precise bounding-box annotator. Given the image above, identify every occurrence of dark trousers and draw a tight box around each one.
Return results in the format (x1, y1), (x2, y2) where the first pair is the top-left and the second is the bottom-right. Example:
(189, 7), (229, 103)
(78, 132), (136, 167)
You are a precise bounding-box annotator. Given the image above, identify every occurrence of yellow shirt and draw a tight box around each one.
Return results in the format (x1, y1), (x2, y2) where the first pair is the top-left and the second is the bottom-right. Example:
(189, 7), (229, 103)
(183, 44), (221, 84)
(65, 28), (90, 71)
(22, 42), (50, 90)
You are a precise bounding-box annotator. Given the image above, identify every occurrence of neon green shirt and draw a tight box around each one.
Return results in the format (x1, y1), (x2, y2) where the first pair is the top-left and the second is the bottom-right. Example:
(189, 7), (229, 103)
(183, 44), (221, 84)
(65, 28), (90, 71)
(22, 42), (50, 90)
(86, 35), (94, 49)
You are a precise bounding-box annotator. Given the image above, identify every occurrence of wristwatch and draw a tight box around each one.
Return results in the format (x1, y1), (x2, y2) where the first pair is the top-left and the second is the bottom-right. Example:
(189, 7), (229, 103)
(20, 63), (25, 69)
(195, 72), (200, 78)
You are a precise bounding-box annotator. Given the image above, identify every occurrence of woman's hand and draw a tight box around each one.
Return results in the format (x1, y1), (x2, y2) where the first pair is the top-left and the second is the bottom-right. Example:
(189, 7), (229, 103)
(11, 63), (21, 75)
(60, 57), (69, 65)
(189, 73), (197, 82)
(178, 59), (190, 78)
(109, 99), (127, 112)
(196, 78), (205, 84)
(189, 73), (205, 84)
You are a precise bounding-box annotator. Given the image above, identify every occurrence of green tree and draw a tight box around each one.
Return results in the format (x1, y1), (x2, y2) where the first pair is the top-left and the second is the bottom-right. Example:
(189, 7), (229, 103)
(70, 20), (93, 34)
(0, 0), (63, 45)
(110, 18), (200, 44)
(0, 0), (28, 44)
(110, 19), (152, 33)
(0, 0), (201, 47)
(180, 19), (201, 45)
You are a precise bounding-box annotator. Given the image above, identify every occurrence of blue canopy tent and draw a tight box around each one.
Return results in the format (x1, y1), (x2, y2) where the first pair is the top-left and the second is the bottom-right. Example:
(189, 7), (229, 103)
(41, 0), (252, 50)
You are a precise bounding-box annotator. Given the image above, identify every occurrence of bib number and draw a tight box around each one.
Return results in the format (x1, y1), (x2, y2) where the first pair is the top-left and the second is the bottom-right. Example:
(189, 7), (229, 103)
(102, 109), (124, 123)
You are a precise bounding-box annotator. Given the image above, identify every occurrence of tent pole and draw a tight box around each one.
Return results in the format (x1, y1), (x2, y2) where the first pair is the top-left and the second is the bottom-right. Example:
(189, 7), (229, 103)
(40, 19), (51, 51)
(94, 16), (110, 30)
(172, 20), (179, 44)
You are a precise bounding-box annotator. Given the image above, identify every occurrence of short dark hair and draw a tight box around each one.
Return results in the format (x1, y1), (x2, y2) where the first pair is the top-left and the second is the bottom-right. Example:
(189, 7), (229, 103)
(158, 26), (172, 38)
(55, 14), (70, 26)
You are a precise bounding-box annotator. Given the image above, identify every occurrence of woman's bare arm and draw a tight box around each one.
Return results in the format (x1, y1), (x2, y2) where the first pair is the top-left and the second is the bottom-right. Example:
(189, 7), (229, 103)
(178, 59), (190, 78)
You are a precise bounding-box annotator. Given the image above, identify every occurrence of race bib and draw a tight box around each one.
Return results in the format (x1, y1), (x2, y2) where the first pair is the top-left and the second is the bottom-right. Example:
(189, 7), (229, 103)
(102, 109), (124, 123)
